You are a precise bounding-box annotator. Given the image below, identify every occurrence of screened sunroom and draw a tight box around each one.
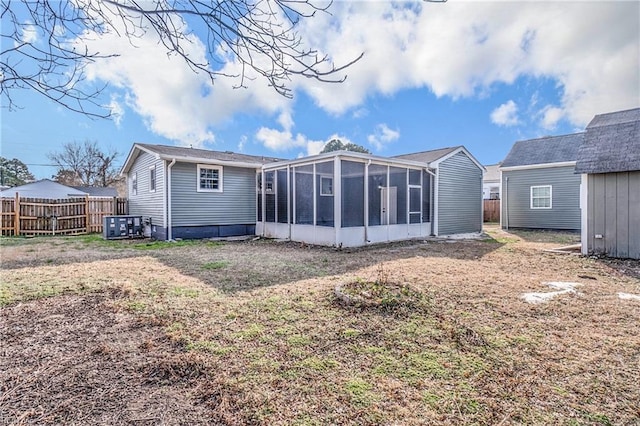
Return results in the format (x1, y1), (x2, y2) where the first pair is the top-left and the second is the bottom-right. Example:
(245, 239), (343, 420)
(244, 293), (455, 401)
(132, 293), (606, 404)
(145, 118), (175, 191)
(256, 151), (434, 247)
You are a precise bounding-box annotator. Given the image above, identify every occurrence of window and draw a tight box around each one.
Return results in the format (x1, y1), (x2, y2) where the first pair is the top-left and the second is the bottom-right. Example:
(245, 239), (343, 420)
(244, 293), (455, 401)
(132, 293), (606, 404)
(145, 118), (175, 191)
(131, 172), (137, 196)
(489, 186), (499, 200)
(320, 176), (333, 196)
(149, 165), (156, 192)
(197, 164), (223, 192)
(531, 185), (552, 209)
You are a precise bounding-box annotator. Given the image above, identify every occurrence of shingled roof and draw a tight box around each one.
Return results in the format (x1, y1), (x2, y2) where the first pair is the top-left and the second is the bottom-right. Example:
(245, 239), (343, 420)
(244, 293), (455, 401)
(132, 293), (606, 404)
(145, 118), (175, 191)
(393, 146), (460, 163)
(501, 133), (583, 168)
(122, 143), (283, 174)
(575, 107), (640, 174)
(136, 143), (282, 165)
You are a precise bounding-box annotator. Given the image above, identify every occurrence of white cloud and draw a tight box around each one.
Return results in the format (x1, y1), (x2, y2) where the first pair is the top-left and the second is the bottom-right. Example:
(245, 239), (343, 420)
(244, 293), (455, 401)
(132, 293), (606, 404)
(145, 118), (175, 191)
(367, 123), (400, 151)
(74, 1), (638, 146)
(106, 95), (124, 128)
(295, 2), (639, 128)
(540, 105), (565, 130)
(20, 21), (38, 44)
(75, 8), (287, 147)
(237, 134), (247, 152)
(491, 100), (519, 126)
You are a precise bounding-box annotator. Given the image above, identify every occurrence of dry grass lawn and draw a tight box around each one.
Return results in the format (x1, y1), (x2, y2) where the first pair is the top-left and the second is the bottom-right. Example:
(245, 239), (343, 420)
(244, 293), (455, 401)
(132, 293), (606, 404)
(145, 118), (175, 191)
(1, 226), (639, 425)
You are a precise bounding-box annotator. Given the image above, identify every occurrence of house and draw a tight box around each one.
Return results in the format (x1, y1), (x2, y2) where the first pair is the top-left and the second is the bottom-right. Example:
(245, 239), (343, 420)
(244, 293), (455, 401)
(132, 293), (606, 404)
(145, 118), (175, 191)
(121, 143), (281, 240)
(71, 186), (119, 198)
(258, 146), (484, 247)
(123, 143), (484, 246)
(575, 107), (640, 259)
(482, 164), (501, 200)
(500, 133), (583, 230)
(0, 179), (88, 199)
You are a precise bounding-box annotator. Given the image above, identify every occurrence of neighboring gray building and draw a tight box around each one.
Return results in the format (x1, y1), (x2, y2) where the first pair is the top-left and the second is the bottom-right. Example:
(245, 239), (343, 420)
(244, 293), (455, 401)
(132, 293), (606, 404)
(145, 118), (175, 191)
(0, 179), (88, 199)
(72, 186), (119, 198)
(123, 143), (484, 246)
(482, 164), (501, 200)
(121, 143), (280, 240)
(500, 133), (583, 230)
(576, 107), (640, 259)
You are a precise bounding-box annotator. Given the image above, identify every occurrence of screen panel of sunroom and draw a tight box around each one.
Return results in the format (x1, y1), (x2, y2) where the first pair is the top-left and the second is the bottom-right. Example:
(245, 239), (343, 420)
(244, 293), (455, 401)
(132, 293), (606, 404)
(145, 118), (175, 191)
(295, 165), (313, 225)
(341, 160), (364, 227)
(315, 161), (334, 227)
(265, 170), (276, 222)
(389, 166), (408, 225)
(368, 164), (386, 226)
(276, 169), (288, 223)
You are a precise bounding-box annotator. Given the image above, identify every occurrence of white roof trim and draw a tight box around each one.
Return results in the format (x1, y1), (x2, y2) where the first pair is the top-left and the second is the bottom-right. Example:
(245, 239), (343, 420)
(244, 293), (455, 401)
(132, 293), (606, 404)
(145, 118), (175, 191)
(500, 161), (576, 171)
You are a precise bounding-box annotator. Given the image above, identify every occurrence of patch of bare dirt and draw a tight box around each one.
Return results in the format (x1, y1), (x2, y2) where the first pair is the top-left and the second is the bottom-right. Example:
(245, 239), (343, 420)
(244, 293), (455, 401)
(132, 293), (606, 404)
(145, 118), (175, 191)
(0, 292), (223, 425)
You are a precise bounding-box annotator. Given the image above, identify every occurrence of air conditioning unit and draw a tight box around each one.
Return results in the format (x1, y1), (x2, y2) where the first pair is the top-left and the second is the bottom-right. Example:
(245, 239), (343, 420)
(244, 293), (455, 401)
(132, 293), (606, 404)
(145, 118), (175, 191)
(103, 215), (144, 239)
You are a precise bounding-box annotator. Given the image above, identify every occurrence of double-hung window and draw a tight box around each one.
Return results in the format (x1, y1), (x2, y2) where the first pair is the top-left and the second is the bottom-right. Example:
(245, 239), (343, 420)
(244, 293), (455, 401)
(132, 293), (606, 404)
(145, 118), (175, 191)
(131, 172), (137, 196)
(197, 164), (223, 192)
(149, 165), (156, 192)
(530, 185), (552, 209)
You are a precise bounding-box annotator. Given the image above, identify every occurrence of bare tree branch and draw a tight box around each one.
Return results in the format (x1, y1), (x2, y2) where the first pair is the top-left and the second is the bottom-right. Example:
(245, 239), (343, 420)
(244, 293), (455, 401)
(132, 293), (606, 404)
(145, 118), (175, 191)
(1, 0), (366, 117)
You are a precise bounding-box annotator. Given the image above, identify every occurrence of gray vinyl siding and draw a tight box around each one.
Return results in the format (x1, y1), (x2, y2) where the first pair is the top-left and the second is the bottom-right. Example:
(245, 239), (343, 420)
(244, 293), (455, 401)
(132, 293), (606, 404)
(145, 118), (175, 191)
(127, 151), (165, 227)
(586, 171), (640, 259)
(501, 166), (580, 230)
(170, 162), (258, 226)
(437, 151), (483, 235)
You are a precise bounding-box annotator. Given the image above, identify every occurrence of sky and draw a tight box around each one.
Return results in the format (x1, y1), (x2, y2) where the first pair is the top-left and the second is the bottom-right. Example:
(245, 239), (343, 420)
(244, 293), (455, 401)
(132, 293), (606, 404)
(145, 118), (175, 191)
(1, 0), (639, 180)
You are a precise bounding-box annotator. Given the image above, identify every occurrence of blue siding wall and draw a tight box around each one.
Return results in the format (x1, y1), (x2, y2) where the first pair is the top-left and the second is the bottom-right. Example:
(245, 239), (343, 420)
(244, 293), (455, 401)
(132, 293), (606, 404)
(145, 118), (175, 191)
(502, 166), (580, 230)
(170, 162), (258, 226)
(437, 151), (483, 235)
(128, 151), (165, 228)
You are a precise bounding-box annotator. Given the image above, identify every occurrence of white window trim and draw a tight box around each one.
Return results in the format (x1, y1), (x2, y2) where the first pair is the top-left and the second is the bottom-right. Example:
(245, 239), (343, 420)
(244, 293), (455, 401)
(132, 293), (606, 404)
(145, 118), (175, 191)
(530, 185), (552, 209)
(197, 164), (223, 193)
(131, 172), (137, 196)
(320, 176), (333, 196)
(149, 165), (156, 193)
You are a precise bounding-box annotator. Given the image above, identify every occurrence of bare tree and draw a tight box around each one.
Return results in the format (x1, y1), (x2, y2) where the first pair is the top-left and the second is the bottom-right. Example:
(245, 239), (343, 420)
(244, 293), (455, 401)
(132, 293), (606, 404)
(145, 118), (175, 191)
(1, 0), (364, 117)
(49, 141), (120, 187)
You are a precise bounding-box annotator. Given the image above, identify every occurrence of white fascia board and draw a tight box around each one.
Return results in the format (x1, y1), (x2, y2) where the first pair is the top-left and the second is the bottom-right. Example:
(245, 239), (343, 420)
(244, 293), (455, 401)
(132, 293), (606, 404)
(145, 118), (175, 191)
(157, 155), (263, 169)
(500, 161), (576, 171)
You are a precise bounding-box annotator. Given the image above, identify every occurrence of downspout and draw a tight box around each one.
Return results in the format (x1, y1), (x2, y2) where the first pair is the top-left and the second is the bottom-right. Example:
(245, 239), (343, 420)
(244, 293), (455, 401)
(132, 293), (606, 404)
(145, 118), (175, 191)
(504, 176), (509, 230)
(364, 159), (371, 244)
(167, 158), (176, 240)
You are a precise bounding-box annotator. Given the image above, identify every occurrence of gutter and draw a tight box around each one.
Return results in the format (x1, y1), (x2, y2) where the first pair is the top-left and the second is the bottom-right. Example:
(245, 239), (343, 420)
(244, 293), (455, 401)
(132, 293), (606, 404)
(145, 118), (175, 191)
(167, 158), (176, 240)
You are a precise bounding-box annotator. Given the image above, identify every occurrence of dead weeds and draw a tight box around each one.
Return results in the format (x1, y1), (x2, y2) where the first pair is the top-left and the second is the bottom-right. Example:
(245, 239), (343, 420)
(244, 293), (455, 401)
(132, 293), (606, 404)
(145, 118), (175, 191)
(1, 229), (639, 425)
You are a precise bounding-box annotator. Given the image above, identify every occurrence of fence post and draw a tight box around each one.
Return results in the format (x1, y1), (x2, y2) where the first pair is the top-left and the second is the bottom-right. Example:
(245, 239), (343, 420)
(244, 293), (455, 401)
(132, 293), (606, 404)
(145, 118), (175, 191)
(112, 196), (117, 215)
(85, 195), (90, 234)
(14, 193), (20, 236)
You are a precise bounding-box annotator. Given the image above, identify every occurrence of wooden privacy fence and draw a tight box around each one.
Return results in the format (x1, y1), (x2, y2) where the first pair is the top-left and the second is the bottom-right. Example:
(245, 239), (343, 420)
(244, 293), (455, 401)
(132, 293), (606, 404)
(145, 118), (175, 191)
(483, 199), (500, 223)
(1, 195), (128, 236)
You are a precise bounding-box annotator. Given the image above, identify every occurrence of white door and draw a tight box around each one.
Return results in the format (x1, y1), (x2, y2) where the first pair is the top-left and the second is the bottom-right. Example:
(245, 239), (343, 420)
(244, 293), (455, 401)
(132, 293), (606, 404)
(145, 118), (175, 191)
(381, 186), (397, 225)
